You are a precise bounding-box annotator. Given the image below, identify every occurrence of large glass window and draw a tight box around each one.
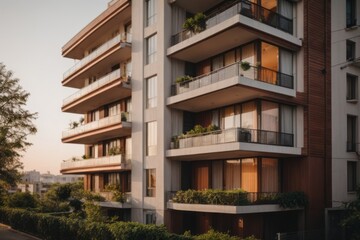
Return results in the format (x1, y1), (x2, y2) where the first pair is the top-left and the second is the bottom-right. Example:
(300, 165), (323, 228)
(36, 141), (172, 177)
(147, 75), (157, 108)
(147, 34), (157, 64)
(347, 161), (357, 192)
(347, 40), (356, 61)
(146, 169), (156, 197)
(223, 158), (279, 192)
(346, 0), (357, 28)
(146, 121), (157, 156)
(146, 0), (157, 26)
(347, 115), (357, 152)
(347, 74), (358, 101)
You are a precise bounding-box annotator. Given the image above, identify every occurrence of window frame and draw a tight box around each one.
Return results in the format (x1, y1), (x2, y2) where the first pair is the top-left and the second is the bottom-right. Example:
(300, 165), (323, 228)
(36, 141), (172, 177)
(146, 121), (157, 156)
(347, 115), (357, 152)
(347, 74), (358, 101)
(347, 161), (357, 192)
(146, 34), (157, 64)
(346, 0), (357, 28)
(346, 40), (356, 61)
(146, 169), (156, 197)
(146, 0), (157, 27)
(146, 75), (157, 108)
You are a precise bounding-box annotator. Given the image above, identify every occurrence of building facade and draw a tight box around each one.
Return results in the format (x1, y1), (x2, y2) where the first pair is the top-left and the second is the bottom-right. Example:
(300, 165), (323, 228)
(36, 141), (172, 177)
(61, 0), (334, 239)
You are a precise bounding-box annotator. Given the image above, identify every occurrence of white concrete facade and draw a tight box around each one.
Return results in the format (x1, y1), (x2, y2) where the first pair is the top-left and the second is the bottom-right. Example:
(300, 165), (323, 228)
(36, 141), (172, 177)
(331, 0), (360, 207)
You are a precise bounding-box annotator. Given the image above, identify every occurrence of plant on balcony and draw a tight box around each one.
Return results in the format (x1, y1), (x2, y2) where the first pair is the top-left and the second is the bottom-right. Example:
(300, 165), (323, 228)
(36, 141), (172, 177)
(181, 124), (220, 137)
(176, 75), (193, 85)
(170, 136), (179, 149)
(240, 61), (251, 71)
(183, 12), (207, 33)
(108, 146), (122, 156)
(172, 189), (249, 206)
(276, 191), (308, 208)
(104, 184), (125, 203)
(79, 117), (84, 125)
(69, 120), (79, 129)
(121, 112), (127, 121)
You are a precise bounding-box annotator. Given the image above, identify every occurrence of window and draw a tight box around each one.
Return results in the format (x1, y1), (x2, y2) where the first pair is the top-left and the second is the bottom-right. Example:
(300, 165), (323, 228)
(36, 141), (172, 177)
(346, 0), (357, 28)
(146, 169), (156, 197)
(347, 74), (358, 101)
(145, 210), (156, 224)
(146, 121), (157, 156)
(347, 40), (356, 61)
(147, 34), (157, 64)
(146, 76), (157, 108)
(347, 161), (357, 192)
(347, 115), (357, 152)
(146, 0), (156, 26)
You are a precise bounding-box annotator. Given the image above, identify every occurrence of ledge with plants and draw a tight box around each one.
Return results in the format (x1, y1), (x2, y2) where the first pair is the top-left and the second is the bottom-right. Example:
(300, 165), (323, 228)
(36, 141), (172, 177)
(171, 189), (308, 209)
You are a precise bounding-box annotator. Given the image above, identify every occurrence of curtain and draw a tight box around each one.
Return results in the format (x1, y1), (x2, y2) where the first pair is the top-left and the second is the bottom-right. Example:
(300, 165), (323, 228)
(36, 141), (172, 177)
(261, 101), (279, 131)
(241, 158), (258, 192)
(221, 106), (235, 129)
(280, 105), (293, 134)
(224, 160), (241, 190)
(212, 161), (223, 189)
(279, 0), (293, 19)
(241, 101), (257, 129)
(171, 5), (186, 34)
(279, 49), (293, 87)
(261, 158), (279, 192)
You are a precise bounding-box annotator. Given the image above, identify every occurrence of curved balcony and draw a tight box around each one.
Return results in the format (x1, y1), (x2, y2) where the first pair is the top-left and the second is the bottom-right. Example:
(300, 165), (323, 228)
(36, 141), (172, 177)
(62, 113), (131, 144)
(168, 1), (301, 62)
(62, 33), (131, 88)
(167, 62), (295, 112)
(62, 70), (131, 113)
(60, 154), (131, 174)
(167, 128), (301, 161)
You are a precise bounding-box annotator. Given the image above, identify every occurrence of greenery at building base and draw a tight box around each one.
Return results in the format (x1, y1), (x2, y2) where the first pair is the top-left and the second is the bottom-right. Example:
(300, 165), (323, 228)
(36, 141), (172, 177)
(341, 185), (360, 239)
(0, 207), (259, 240)
(172, 189), (308, 208)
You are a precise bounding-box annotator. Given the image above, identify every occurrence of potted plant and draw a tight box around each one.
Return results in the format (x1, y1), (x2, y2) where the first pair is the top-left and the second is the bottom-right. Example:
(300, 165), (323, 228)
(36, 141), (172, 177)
(183, 13), (206, 33)
(109, 146), (121, 156)
(121, 112), (128, 121)
(240, 61), (251, 71)
(176, 75), (192, 85)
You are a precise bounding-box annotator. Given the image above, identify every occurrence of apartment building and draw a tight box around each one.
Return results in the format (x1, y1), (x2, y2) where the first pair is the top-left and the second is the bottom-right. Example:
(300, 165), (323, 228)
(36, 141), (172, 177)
(61, 0), (332, 239)
(325, 0), (360, 239)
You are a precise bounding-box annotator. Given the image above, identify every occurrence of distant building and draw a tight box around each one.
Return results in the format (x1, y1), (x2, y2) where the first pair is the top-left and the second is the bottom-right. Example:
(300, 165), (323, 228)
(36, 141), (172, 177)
(18, 170), (83, 195)
(21, 170), (40, 183)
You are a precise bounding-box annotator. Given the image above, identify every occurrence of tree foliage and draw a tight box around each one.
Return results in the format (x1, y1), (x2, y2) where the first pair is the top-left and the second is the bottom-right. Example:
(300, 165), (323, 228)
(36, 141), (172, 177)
(0, 63), (37, 186)
(342, 186), (360, 239)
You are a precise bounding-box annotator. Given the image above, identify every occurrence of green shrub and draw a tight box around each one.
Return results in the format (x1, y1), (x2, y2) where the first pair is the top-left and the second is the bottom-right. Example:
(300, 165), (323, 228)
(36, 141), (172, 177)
(194, 229), (237, 240)
(277, 191), (308, 208)
(183, 13), (206, 33)
(176, 75), (193, 84)
(6, 192), (38, 208)
(172, 189), (248, 206)
(109, 221), (171, 240)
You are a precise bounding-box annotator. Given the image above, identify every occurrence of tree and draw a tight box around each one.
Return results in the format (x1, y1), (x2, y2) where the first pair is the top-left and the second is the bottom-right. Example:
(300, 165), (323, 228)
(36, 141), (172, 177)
(6, 191), (38, 208)
(0, 63), (37, 187)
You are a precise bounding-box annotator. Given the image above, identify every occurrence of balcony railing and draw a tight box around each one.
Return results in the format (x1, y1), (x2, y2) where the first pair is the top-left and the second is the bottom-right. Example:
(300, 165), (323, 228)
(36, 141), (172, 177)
(63, 33), (131, 79)
(171, 0), (293, 45)
(63, 69), (128, 106)
(61, 154), (130, 170)
(175, 127), (294, 149)
(99, 191), (131, 203)
(62, 113), (130, 139)
(171, 62), (293, 96)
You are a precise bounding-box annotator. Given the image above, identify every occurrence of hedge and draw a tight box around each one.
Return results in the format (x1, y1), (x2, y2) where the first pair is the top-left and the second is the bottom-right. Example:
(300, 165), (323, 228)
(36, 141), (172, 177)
(0, 207), (257, 240)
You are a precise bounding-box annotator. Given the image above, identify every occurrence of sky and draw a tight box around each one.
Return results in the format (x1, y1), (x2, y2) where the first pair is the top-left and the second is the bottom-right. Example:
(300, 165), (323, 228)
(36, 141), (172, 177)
(0, 0), (110, 174)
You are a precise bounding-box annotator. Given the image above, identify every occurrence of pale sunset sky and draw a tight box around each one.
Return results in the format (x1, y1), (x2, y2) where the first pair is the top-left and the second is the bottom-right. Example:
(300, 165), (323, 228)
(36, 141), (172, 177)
(0, 0), (110, 174)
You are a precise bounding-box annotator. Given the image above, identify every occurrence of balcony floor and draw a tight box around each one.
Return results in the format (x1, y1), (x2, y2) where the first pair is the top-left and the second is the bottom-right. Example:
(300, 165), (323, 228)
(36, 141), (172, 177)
(167, 76), (295, 112)
(62, 80), (131, 113)
(166, 142), (301, 161)
(168, 202), (303, 214)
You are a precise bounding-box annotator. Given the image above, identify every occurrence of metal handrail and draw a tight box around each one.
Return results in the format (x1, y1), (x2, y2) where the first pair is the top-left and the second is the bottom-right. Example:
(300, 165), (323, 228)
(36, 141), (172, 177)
(175, 127), (294, 147)
(171, 61), (293, 95)
(171, 0), (293, 45)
